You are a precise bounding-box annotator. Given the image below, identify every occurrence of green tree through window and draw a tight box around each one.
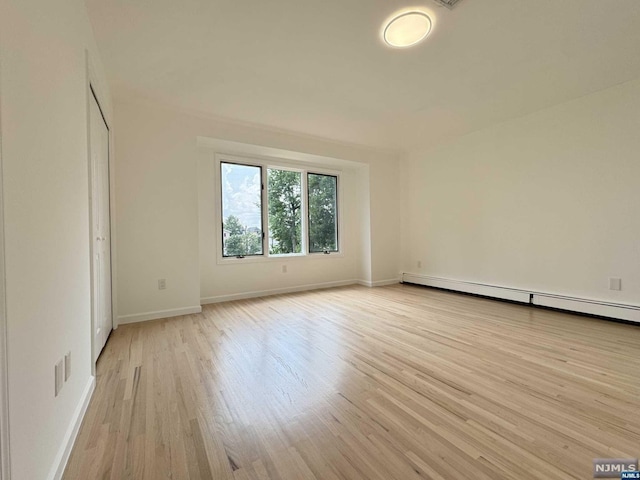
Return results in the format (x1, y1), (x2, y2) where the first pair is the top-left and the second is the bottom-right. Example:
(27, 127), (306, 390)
(268, 169), (302, 254)
(223, 215), (262, 256)
(308, 173), (338, 252)
(224, 215), (245, 236)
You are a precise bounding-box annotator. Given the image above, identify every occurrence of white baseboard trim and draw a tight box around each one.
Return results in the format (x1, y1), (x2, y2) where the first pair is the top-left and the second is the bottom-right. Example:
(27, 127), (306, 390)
(48, 376), (95, 480)
(357, 278), (401, 288)
(401, 273), (640, 323)
(532, 294), (640, 323)
(402, 273), (530, 303)
(117, 305), (203, 325)
(201, 279), (358, 304)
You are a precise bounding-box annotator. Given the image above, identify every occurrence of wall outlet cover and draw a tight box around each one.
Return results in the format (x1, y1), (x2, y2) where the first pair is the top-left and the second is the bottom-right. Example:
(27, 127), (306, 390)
(64, 351), (71, 381)
(609, 277), (622, 291)
(55, 360), (64, 397)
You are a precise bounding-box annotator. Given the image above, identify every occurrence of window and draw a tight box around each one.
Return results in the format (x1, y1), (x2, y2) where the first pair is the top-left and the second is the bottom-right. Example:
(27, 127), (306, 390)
(218, 158), (339, 259)
(307, 173), (338, 253)
(268, 168), (302, 255)
(220, 162), (263, 257)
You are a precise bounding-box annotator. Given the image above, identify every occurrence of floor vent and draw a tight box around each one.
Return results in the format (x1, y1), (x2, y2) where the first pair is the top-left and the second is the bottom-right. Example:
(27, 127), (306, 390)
(431, 0), (464, 9)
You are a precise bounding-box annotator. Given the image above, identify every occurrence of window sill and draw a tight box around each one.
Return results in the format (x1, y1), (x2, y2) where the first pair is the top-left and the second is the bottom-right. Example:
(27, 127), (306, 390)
(216, 252), (344, 266)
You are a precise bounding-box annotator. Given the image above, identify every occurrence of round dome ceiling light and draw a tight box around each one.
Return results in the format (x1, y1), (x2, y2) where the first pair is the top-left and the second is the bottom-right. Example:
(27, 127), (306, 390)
(383, 11), (432, 48)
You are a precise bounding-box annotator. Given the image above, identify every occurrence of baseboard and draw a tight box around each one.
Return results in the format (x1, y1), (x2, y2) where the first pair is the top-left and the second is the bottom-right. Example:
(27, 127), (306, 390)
(532, 294), (640, 323)
(117, 305), (202, 325)
(201, 279), (358, 304)
(47, 376), (95, 480)
(402, 273), (640, 323)
(357, 278), (401, 288)
(402, 273), (530, 303)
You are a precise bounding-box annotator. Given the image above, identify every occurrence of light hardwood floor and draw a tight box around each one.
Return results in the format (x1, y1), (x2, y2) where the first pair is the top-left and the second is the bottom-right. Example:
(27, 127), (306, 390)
(64, 284), (640, 479)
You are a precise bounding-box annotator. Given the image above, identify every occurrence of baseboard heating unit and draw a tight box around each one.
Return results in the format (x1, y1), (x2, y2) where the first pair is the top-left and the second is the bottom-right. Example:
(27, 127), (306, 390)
(402, 273), (640, 324)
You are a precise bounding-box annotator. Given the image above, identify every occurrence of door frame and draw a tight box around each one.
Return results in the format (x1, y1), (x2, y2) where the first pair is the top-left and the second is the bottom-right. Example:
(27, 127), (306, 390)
(86, 52), (116, 374)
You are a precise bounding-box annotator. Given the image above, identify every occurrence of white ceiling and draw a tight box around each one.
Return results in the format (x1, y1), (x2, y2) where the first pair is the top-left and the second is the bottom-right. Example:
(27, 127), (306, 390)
(86, 0), (640, 151)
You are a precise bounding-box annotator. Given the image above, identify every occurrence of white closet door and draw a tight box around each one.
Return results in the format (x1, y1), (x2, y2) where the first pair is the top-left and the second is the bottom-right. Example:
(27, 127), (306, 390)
(90, 91), (112, 361)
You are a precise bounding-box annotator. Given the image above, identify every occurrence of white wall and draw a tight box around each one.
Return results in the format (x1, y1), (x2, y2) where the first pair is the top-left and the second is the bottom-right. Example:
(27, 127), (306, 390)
(114, 100), (401, 320)
(114, 102), (201, 321)
(369, 159), (401, 285)
(402, 77), (640, 306)
(356, 165), (372, 285)
(0, 53), (9, 480)
(0, 0), (111, 478)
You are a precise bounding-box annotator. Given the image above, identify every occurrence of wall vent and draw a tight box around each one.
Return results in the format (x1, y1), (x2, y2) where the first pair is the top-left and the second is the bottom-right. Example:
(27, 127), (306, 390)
(431, 0), (464, 9)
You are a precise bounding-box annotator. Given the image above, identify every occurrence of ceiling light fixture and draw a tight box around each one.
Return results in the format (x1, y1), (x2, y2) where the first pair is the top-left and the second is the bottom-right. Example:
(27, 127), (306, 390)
(383, 11), (432, 48)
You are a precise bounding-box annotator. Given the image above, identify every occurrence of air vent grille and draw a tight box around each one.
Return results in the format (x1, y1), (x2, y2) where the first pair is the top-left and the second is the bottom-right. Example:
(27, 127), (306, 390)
(431, 0), (464, 9)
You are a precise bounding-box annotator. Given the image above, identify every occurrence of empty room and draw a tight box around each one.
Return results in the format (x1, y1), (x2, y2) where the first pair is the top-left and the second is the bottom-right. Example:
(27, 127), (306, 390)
(1, 0), (639, 479)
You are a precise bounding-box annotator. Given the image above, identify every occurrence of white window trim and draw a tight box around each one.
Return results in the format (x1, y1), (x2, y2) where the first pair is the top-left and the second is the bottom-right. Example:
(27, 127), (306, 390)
(214, 153), (344, 265)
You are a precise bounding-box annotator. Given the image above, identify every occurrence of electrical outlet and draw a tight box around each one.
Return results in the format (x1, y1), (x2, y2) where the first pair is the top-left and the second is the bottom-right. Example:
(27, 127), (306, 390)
(158, 278), (166, 290)
(282, 265), (287, 273)
(609, 277), (622, 291)
(64, 351), (71, 381)
(55, 359), (64, 397)
(417, 260), (422, 269)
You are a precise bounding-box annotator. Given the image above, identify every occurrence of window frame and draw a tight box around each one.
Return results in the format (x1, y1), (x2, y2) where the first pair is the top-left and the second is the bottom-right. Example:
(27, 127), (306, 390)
(307, 172), (339, 255)
(214, 153), (343, 265)
(266, 165), (306, 258)
(219, 160), (266, 259)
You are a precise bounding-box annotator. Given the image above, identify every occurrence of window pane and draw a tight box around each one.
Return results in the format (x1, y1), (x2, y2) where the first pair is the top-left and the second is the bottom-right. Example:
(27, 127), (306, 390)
(307, 173), (338, 253)
(268, 169), (302, 255)
(221, 162), (263, 257)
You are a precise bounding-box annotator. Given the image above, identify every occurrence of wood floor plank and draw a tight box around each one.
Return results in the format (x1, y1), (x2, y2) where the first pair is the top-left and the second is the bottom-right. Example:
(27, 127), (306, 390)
(64, 284), (640, 479)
